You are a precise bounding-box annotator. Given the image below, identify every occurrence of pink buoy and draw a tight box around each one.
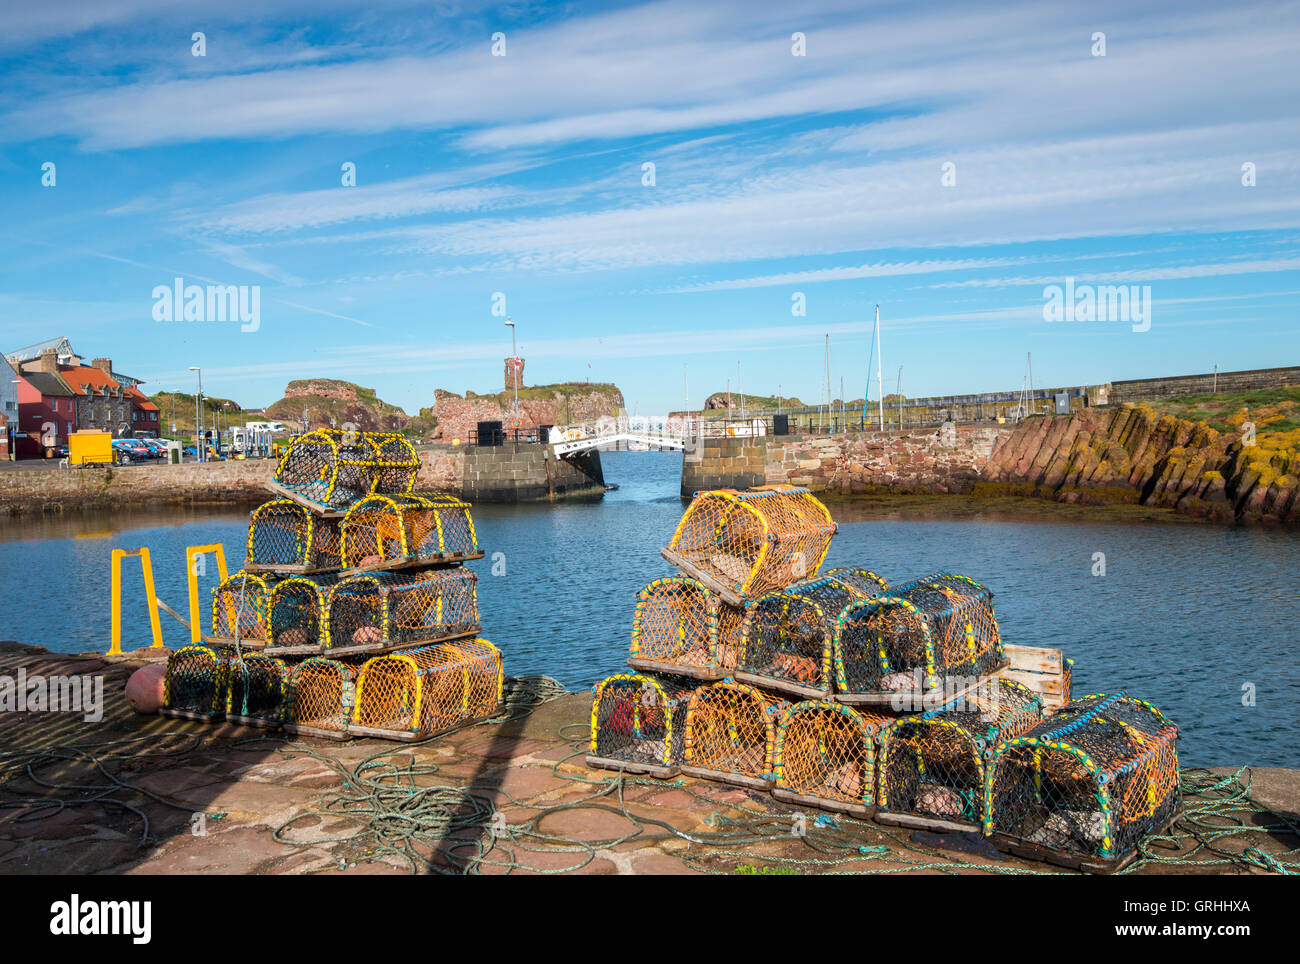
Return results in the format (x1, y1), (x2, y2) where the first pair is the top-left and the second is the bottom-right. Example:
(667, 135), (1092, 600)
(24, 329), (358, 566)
(125, 664), (166, 715)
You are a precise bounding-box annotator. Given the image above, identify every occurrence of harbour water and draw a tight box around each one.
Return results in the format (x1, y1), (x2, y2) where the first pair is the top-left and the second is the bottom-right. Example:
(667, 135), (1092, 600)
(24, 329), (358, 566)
(0, 450), (1295, 767)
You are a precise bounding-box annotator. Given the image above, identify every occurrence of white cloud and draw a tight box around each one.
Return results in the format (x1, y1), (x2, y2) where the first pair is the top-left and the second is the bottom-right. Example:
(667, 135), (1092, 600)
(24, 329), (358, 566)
(931, 258), (1300, 288)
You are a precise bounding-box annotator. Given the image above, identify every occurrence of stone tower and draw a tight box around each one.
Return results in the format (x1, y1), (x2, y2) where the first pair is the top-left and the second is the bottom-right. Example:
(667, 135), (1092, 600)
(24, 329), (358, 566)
(504, 356), (525, 392)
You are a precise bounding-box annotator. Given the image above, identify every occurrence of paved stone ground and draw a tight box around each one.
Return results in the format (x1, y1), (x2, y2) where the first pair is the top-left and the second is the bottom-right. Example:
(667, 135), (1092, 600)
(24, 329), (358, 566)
(0, 642), (1295, 875)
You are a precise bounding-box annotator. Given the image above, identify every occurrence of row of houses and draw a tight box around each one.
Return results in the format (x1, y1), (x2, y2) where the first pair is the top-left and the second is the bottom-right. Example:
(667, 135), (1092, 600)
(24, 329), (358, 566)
(2, 336), (161, 459)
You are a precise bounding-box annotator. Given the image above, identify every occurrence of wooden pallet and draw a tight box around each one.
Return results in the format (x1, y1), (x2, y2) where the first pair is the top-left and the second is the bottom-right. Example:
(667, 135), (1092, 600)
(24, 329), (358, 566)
(346, 723), (421, 741)
(225, 713), (283, 730)
(263, 481), (350, 517)
(283, 722), (351, 741)
(875, 810), (980, 834)
(998, 645), (1070, 713)
(680, 765), (774, 790)
(336, 550), (485, 578)
(659, 548), (748, 607)
(347, 704), (503, 743)
(729, 671), (831, 701)
(160, 707), (224, 723)
(833, 660), (1011, 710)
(584, 755), (680, 779)
(205, 635), (268, 651)
(242, 562), (324, 575)
(771, 788), (873, 819)
(264, 625), (480, 659)
(626, 656), (724, 681)
(989, 805), (1184, 874)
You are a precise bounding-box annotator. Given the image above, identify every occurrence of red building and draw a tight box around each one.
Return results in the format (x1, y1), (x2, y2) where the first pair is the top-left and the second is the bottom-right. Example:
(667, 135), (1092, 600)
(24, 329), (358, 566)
(6, 339), (160, 458)
(12, 370), (77, 458)
(59, 359), (160, 439)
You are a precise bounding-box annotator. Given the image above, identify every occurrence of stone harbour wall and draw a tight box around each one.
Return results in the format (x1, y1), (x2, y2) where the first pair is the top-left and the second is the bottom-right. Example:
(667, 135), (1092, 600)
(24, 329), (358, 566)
(761, 425), (1009, 495)
(461, 443), (605, 503)
(0, 459), (278, 515)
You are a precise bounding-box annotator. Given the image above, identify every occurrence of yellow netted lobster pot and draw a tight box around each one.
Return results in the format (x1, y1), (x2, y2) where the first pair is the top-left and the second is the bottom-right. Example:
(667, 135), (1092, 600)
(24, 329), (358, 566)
(587, 673), (699, 778)
(682, 680), (788, 789)
(244, 499), (344, 573)
(983, 693), (1181, 873)
(628, 576), (746, 680)
(662, 485), (835, 604)
(160, 645), (233, 722)
(272, 429), (420, 511)
(349, 639), (503, 741)
(772, 700), (889, 817)
(340, 493), (480, 571)
(875, 678), (1042, 832)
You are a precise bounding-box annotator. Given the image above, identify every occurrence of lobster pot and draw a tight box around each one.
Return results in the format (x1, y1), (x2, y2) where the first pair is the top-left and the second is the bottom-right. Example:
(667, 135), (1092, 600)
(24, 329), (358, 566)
(984, 694), (1181, 872)
(340, 493), (479, 570)
(161, 645), (232, 721)
(415, 494), (478, 556)
(682, 681), (789, 789)
(286, 657), (361, 739)
(371, 433), (423, 494)
(326, 569), (479, 654)
(822, 567), (890, 596)
(629, 577), (744, 679)
(664, 486), (836, 603)
(266, 576), (341, 653)
(773, 701), (888, 817)
(246, 500), (343, 572)
(349, 639), (503, 741)
(891, 570), (992, 607)
(732, 590), (835, 698)
(876, 679), (1043, 830)
(273, 430), (419, 510)
(587, 674), (698, 778)
(226, 654), (291, 728)
(832, 587), (1004, 708)
(210, 571), (273, 644)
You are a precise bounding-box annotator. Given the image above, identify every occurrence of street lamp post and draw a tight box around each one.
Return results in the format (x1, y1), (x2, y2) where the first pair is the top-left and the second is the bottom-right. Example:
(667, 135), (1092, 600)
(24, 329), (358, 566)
(188, 366), (203, 463)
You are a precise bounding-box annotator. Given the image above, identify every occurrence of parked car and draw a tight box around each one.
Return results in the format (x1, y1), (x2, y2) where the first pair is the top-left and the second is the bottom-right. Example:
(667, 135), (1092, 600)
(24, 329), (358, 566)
(138, 438), (168, 458)
(111, 439), (151, 463)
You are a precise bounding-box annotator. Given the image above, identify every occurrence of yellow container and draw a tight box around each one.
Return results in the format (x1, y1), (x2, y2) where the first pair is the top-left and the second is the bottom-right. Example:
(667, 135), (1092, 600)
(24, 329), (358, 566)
(69, 430), (113, 466)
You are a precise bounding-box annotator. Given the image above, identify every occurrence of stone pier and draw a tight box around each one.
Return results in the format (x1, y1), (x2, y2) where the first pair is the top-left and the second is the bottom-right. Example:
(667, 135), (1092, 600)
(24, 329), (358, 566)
(460, 442), (605, 503)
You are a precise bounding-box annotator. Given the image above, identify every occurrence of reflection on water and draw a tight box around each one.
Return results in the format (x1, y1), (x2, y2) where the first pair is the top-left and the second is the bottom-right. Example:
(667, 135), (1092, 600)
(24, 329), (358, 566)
(0, 450), (1295, 767)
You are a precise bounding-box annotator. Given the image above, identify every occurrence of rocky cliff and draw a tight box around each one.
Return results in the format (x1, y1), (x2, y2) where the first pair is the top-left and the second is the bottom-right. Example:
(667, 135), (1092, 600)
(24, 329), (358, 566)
(704, 391), (806, 411)
(265, 379), (408, 432)
(980, 404), (1298, 524)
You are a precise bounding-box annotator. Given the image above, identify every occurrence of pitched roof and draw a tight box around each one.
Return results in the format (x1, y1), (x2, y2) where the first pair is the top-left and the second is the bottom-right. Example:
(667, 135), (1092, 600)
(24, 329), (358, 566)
(20, 371), (75, 397)
(59, 365), (158, 410)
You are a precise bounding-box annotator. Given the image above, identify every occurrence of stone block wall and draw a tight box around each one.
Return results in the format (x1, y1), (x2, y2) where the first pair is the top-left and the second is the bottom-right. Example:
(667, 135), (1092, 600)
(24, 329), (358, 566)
(0, 458), (278, 515)
(763, 425), (1010, 495)
(461, 443), (604, 503)
(681, 437), (766, 496)
(1109, 366), (1300, 403)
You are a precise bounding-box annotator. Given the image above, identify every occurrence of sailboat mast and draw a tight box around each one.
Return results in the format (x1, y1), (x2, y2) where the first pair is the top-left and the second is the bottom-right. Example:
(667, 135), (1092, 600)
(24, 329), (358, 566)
(875, 304), (884, 431)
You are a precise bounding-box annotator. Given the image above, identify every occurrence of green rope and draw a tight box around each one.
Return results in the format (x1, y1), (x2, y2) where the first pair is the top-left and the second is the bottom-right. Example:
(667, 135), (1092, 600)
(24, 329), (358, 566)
(3, 684), (1296, 877)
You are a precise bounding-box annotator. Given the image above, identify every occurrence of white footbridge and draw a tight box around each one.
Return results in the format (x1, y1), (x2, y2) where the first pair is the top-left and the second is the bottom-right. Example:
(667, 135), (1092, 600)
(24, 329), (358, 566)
(547, 414), (770, 457)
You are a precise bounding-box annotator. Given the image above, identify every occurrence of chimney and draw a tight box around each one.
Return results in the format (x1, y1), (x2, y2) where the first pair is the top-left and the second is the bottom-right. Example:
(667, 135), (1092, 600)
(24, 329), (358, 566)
(39, 348), (59, 374)
(92, 357), (113, 375)
(504, 356), (525, 393)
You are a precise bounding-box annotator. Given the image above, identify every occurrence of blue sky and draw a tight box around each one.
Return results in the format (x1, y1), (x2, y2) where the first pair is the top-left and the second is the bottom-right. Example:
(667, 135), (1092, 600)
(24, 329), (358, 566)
(1, 0), (1297, 416)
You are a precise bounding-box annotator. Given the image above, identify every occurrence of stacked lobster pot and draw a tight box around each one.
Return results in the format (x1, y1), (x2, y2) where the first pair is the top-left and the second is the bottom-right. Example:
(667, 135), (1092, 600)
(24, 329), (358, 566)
(161, 429), (503, 741)
(591, 484), (892, 805)
(588, 485), (1170, 872)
